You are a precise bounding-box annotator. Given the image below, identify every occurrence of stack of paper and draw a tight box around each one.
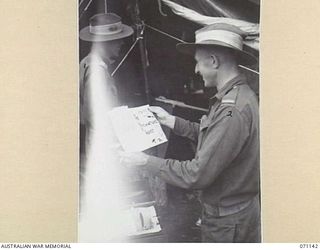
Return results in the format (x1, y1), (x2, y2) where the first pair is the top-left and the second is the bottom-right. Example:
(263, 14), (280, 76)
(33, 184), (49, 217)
(108, 105), (167, 152)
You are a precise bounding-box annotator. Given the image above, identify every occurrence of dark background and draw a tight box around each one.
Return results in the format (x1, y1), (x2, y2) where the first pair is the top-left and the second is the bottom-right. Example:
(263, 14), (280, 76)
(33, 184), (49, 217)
(79, 0), (260, 242)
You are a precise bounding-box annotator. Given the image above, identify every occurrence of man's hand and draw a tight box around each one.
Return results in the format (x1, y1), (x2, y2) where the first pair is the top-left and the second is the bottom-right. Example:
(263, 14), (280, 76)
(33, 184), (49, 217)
(149, 106), (176, 129)
(118, 151), (149, 167)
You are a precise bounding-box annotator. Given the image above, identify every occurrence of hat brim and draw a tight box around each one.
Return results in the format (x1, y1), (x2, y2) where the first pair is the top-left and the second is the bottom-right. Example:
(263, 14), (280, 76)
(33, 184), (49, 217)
(176, 42), (257, 67)
(80, 24), (133, 42)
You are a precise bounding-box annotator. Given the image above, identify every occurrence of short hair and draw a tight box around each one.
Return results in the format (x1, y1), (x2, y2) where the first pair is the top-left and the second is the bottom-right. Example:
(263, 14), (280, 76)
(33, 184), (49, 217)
(198, 45), (238, 64)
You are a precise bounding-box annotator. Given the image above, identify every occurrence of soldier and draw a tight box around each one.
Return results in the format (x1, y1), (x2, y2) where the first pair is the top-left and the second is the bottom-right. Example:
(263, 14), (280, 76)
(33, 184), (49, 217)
(120, 23), (260, 242)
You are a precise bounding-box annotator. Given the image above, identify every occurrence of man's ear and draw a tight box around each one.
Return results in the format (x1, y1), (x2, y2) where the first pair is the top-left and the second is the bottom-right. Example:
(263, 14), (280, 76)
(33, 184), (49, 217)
(210, 54), (219, 69)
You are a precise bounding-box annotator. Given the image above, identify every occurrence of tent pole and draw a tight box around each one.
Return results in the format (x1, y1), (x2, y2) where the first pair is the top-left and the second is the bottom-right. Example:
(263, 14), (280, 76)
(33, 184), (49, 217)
(130, 0), (151, 104)
(137, 23), (151, 104)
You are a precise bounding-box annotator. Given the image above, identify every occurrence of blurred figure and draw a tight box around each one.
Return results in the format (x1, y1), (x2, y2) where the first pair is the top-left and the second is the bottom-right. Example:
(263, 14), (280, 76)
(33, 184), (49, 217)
(79, 13), (133, 242)
(80, 13), (133, 137)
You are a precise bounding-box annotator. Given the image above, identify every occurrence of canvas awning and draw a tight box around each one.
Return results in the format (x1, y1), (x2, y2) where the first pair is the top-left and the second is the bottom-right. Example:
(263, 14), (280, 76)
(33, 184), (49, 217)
(160, 0), (260, 51)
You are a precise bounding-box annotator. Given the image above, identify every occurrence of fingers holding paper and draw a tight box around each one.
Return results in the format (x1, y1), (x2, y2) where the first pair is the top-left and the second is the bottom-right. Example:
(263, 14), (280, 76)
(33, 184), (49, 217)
(148, 106), (176, 129)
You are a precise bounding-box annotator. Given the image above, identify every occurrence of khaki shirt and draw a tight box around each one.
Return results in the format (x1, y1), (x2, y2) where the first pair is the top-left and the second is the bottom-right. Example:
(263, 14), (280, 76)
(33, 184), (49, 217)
(147, 75), (260, 207)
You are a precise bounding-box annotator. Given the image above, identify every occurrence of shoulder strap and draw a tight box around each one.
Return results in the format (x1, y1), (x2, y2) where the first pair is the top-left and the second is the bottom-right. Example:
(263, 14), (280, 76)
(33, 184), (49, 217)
(221, 86), (239, 106)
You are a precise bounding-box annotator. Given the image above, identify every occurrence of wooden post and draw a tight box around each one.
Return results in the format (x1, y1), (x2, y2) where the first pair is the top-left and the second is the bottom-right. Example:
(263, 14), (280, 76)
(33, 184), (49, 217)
(137, 23), (151, 104)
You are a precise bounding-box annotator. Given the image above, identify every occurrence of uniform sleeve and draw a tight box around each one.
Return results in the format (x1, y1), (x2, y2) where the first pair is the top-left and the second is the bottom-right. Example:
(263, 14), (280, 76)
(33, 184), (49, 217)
(172, 116), (200, 143)
(145, 105), (250, 189)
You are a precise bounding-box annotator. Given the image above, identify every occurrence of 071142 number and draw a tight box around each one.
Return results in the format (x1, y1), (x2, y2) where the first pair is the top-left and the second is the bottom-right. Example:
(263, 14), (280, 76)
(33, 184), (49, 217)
(300, 244), (318, 248)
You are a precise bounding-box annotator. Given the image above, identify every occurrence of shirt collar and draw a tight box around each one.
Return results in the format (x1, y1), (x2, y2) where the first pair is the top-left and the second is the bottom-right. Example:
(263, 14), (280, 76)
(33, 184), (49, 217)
(212, 74), (246, 101)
